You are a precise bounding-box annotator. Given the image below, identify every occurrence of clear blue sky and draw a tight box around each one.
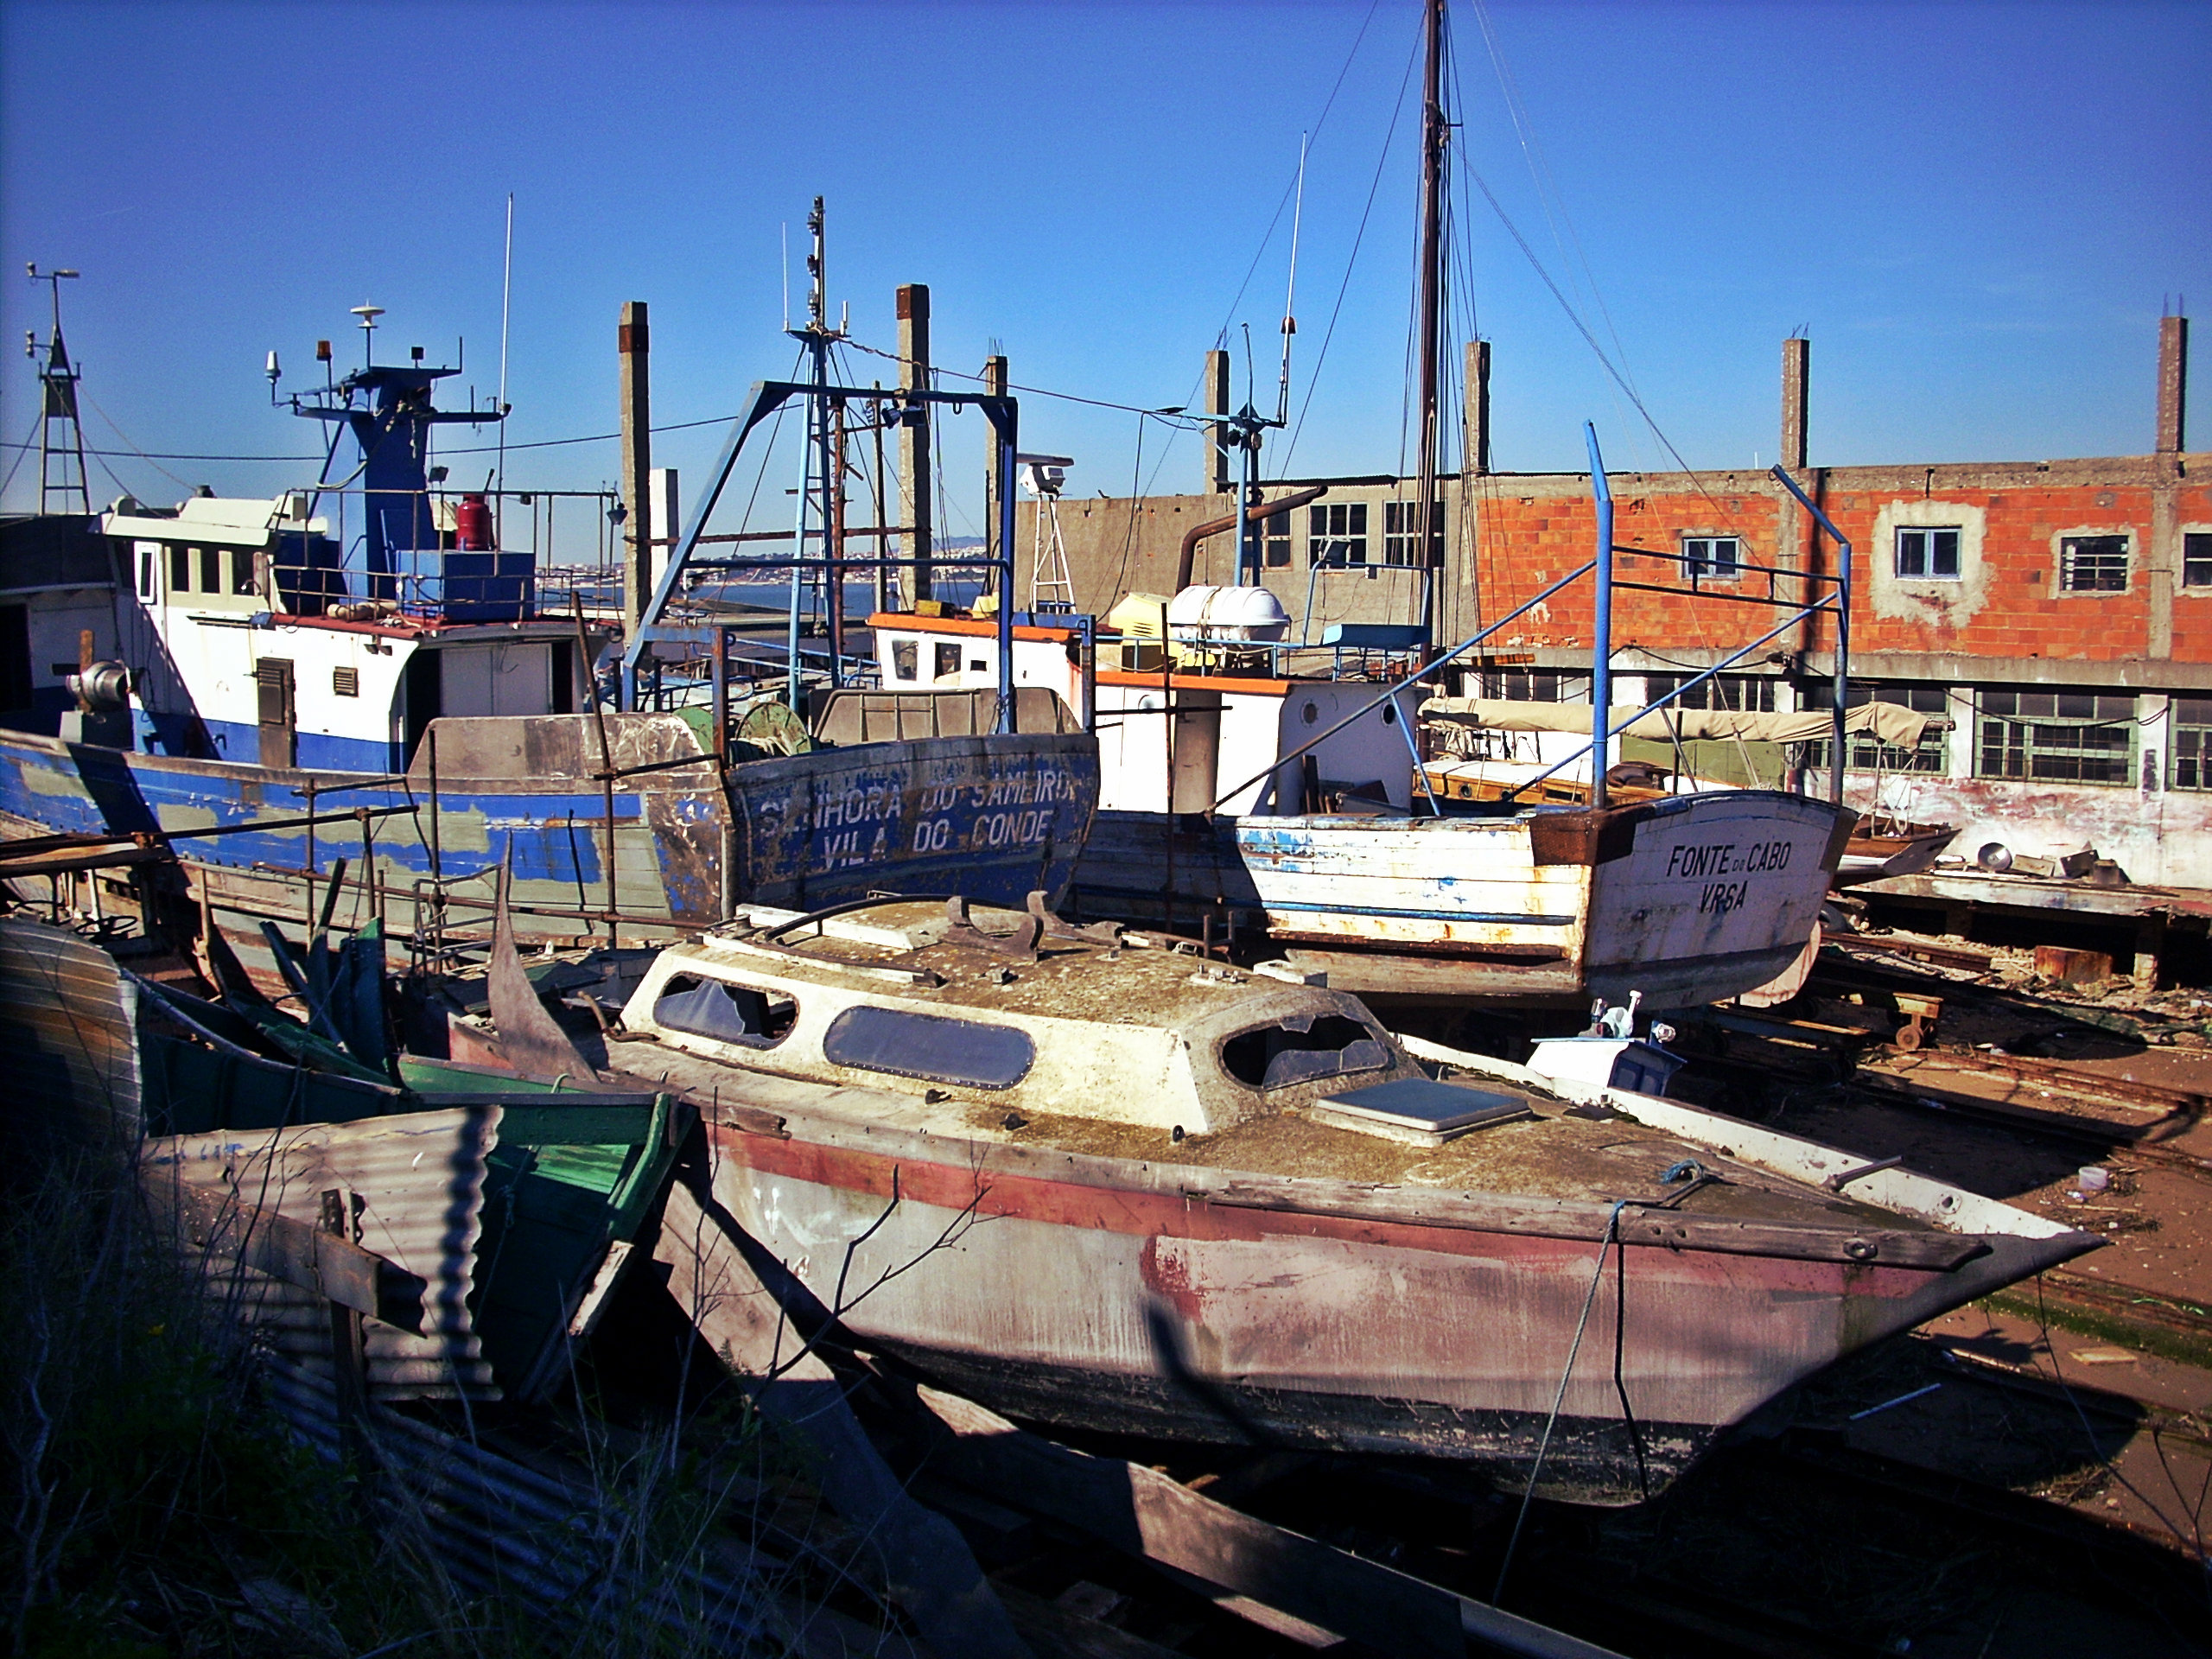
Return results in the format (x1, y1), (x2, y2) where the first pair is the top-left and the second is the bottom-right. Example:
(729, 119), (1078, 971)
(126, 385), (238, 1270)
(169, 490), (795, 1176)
(3, 0), (2206, 534)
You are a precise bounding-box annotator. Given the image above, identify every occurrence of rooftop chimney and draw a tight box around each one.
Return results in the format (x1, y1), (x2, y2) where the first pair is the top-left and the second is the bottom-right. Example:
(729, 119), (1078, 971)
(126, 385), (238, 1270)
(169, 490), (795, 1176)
(1781, 336), (1809, 471)
(2158, 315), (2189, 454)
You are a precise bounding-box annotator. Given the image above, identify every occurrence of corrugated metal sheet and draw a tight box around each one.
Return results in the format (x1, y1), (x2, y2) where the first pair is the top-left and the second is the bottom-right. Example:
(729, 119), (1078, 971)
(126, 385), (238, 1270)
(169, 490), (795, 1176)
(0, 915), (143, 1144)
(143, 1106), (503, 1399)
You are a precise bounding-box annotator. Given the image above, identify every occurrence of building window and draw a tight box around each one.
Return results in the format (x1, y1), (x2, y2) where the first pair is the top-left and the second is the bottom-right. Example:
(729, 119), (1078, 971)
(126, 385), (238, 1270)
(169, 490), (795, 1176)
(199, 546), (222, 594)
(1978, 690), (2135, 785)
(1895, 527), (1961, 580)
(2183, 534), (2212, 589)
(1477, 668), (1588, 703)
(891, 639), (918, 682)
(1309, 502), (1368, 567)
(1383, 501), (1444, 568)
(2174, 699), (2212, 790)
(1805, 683), (1951, 774)
(2058, 536), (2128, 593)
(169, 544), (191, 594)
(1643, 672), (1777, 714)
(1263, 517), (1293, 568)
(1682, 536), (1742, 582)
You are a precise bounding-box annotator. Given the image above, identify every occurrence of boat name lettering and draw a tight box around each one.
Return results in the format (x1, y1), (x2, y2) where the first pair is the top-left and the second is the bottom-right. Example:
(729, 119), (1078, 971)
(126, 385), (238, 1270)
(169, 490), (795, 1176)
(1665, 839), (1793, 880)
(912, 817), (954, 854)
(1697, 880), (1750, 916)
(813, 784), (899, 830)
(968, 770), (1077, 810)
(969, 808), (1056, 850)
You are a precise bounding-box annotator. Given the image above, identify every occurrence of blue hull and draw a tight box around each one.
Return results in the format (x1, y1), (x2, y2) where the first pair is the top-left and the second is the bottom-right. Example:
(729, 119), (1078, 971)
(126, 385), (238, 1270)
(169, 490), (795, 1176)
(0, 720), (1098, 963)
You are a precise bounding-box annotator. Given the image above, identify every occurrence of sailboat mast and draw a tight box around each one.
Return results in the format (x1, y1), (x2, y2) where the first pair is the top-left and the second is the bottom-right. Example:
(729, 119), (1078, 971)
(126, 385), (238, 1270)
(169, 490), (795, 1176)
(1414, 0), (1447, 652)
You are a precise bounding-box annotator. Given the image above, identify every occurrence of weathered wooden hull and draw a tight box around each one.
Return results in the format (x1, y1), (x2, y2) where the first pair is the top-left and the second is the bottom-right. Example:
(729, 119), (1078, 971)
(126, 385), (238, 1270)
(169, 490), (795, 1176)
(1074, 791), (1850, 1007)
(0, 721), (1097, 973)
(700, 1105), (2087, 1505)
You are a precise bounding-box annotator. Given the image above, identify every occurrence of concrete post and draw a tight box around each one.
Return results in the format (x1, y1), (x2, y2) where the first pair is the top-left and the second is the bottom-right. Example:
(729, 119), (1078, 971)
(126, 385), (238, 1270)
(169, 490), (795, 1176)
(1782, 336), (1810, 472)
(1204, 349), (1232, 494)
(1463, 340), (1491, 475)
(982, 354), (1008, 583)
(896, 284), (933, 601)
(2158, 315), (2189, 454)
(618, 302), (652, 646)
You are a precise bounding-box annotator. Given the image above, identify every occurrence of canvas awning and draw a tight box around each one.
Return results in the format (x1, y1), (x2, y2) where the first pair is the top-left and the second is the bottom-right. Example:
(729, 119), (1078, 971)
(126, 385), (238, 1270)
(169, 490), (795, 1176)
(1419, 697), (1933, 749)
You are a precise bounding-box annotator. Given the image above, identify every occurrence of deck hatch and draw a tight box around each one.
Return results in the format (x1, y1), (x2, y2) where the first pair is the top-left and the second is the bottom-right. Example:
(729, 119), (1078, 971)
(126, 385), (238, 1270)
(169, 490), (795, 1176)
(1309, 1078), (1535, 1145)
(823, 1004), (1035, 1090)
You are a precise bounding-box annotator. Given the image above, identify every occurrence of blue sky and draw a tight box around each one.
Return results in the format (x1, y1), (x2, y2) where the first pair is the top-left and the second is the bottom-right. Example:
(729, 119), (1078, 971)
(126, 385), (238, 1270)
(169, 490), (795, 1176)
(3, 0), (2206, 537)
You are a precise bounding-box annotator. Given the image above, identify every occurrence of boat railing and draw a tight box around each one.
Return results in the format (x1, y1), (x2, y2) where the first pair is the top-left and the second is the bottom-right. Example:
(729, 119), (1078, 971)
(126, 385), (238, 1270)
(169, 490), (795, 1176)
(1205, 440), (1856, 819)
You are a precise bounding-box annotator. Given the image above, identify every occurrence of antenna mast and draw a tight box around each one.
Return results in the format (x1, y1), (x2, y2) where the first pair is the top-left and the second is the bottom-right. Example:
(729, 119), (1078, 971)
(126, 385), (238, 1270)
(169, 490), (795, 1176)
(25, 264), (89, 516)
(785, 196), (849, 706)
(1277, 134), (1306, 428)
(1414, 0), (1448, 652)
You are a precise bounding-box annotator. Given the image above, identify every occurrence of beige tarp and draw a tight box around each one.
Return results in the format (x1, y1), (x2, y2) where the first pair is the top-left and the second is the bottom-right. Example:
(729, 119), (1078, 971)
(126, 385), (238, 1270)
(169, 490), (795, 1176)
(1418, 696), (1933, 749)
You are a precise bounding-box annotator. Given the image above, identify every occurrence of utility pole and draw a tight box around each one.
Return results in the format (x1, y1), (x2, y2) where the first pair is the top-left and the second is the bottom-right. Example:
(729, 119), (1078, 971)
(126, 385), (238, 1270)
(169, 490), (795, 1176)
(618, 301), (652, 649)
(896, 283), (933, 602)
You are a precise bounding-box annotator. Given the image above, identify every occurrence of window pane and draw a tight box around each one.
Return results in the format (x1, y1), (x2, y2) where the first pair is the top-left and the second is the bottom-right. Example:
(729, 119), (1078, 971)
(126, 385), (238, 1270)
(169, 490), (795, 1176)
(823, 1005), (1035, 1090)
(2185, 534), (2212, 587)
(1897, 530), (1925, 576)
(200, 547), (221, 592)
(1931, 530), (1960, 576)
(170, 545), (190, 592)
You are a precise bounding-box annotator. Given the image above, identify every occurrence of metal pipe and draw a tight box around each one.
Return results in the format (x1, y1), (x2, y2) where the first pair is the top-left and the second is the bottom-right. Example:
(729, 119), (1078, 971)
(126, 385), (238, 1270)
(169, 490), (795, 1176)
(1173, 486), (1327, 592)
(1586, 423), (1613, 811)
(995, 408), (1018, 733)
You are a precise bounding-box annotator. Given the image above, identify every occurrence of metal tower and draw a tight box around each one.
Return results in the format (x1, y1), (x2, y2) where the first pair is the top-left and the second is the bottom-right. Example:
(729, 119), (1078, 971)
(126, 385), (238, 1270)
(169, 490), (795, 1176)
(24, 264), (90, 516)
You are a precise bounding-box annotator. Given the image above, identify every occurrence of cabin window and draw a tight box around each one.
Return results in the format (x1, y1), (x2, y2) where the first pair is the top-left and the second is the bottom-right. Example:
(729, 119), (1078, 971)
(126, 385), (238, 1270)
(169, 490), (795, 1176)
(2184, 534), (2212, 589)
(823, 1005), (1034, 1090)
(1977, 690), (2134, 785)
(892, 639), (918, 681)
(169, 544), (191, 594)
(232, 550), (258, 596)
(1308, 503), (1368, 568)
(137, 547), (154, 598)
(1895, 527), (1961, 580)
(653, 975), (798, 1049)
(199, 547), (222, 594)
(1220, 1014), (1390, 1091)
(2059, 535), (2129, 594)
(1681, 536), (1742, 582)
(2172, 700), (2212, 791)
(933, 642), (961, 681)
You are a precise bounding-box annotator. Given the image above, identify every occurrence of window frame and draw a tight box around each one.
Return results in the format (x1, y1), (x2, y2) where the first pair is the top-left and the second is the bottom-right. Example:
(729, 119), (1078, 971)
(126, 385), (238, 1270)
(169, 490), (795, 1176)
(1643, 672), (1777, 715)
(1803, 683), (1951, 775)
(1681, 534), (1744, 584)
(1976, 689), (2136, 786)
(1382, 500), (1445, 569)
(2182, 532), (2212, 592)
(2057, 534), (2130, 594)
(2171, 697), (2212, 791)
(1894, 526), (1962, 582)
(1308, 502), (1369, 568)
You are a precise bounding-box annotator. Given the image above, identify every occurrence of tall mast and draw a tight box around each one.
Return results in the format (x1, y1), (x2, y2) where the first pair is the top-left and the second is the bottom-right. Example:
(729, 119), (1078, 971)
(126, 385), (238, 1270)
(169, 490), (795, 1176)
(26, 265), (89, 517)
(1414, 0), (1447, 649)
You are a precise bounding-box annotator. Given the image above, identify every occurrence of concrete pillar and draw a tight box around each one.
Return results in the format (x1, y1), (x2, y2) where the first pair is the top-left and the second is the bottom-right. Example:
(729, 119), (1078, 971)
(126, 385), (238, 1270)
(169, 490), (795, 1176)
(1204, 349), (1232, 494)
(982, 354), (1007, 582)
(1781, 336), (1810, 471)
(896, 283), (933, 601)
(1463, 340), (1491, 475)
(2158, 315), (2189, 454)
(618, 302), (652, 646)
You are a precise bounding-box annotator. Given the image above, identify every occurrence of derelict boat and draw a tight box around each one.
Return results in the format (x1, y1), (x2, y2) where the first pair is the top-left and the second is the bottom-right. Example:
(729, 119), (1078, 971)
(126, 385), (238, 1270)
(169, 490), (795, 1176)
(600, 897), (2095, 1505)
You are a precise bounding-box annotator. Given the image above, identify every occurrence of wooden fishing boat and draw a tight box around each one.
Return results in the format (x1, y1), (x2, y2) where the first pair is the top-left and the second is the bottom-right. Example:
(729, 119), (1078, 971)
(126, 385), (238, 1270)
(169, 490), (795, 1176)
(598, 898), (2096, 1505)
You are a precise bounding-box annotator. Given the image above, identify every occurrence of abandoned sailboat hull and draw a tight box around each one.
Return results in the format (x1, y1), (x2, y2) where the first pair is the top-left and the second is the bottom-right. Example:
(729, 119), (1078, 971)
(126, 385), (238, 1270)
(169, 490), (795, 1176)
(1077, 790), (1852, 1007)
(700, 1107), (2082, 1505)
(0, 720), (1097, 975)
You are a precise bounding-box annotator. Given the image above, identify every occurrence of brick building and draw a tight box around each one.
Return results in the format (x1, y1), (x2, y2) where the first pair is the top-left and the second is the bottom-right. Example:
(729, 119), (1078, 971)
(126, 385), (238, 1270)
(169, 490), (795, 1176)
(1035, 320), (2209, 892)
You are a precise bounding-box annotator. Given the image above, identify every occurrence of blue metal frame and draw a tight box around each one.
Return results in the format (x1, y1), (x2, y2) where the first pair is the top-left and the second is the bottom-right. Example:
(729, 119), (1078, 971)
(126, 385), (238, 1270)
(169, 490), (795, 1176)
(622, 381), (1021, 734)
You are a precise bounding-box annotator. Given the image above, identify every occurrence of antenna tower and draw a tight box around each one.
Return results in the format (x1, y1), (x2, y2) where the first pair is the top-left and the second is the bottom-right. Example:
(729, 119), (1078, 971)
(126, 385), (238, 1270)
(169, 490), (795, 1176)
(25, 264), (90, 515)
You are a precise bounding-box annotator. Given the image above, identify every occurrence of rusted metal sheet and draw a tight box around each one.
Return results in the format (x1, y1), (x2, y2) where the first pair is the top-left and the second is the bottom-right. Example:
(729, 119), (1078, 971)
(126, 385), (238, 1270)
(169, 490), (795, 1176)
(142, 1105), (503, 1399)
(0, 914), (143, 1144)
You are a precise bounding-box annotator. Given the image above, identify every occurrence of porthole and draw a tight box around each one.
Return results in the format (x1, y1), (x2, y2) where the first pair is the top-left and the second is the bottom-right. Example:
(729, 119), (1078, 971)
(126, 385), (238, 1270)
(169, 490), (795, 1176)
(1301, 701), (1319, 726)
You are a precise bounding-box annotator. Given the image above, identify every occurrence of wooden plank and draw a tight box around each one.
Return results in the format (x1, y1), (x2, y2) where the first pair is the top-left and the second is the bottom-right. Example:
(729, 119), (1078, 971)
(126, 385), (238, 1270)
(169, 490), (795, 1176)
(910, 1382), (1627, 1659)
